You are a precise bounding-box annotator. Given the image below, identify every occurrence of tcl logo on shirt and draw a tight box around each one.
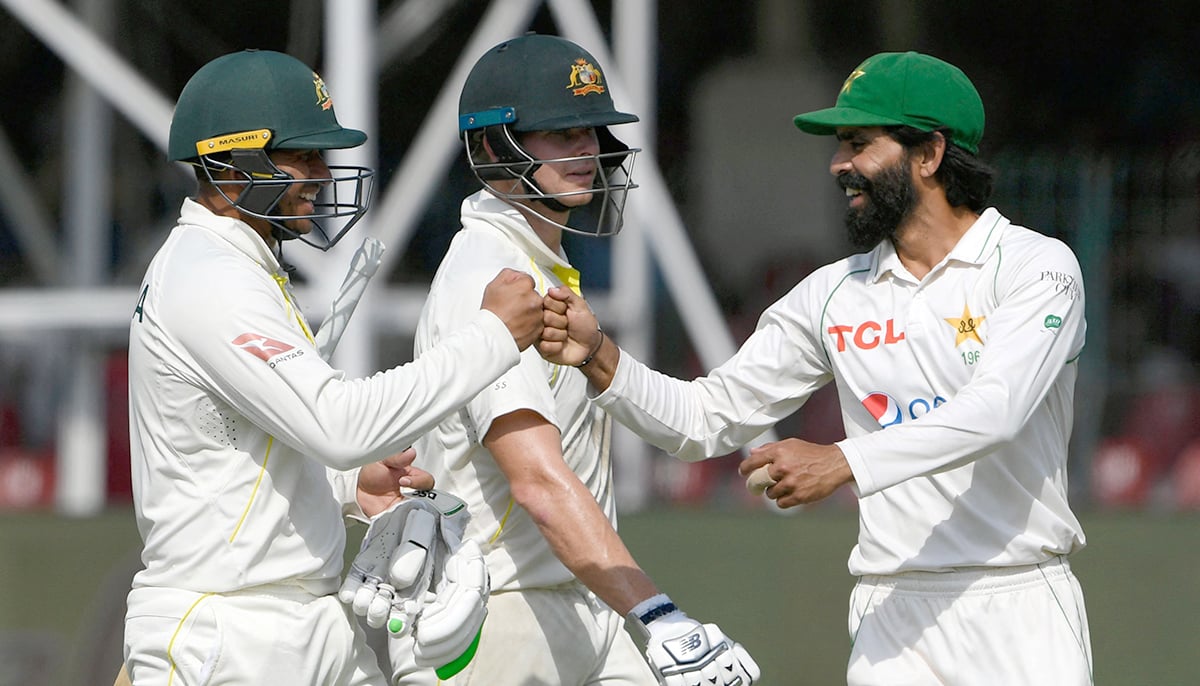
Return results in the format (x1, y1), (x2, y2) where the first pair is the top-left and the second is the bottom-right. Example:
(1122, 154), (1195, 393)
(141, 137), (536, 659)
(827, 319), (905, 352)
(232, 333), (295, 362)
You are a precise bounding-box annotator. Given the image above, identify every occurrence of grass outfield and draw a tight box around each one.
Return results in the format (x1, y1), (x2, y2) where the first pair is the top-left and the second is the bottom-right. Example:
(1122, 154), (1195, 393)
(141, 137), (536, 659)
(0, 507), (1195, 685)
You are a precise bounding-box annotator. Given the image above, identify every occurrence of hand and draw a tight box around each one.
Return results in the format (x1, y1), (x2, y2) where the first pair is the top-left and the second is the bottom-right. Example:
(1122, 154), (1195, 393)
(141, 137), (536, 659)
(738, 438), (854, 508)
(632, 600), (760, 686)
(481, 268), (543, 350)
(356, 448), (436, 517)
(537, 286), (602, 366)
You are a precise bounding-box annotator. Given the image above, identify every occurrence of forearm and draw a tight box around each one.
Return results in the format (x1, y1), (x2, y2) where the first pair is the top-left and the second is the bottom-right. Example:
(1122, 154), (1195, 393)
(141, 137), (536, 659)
(517, 476), (659, 614)
(486, 410), (658, 613)
(593, 342), (816, 462)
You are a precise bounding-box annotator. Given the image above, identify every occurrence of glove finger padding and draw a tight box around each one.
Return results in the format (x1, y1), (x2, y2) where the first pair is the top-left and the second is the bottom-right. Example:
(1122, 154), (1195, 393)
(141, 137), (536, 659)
(340, 493), (454, 631)
(339, 501), (415, 621)
(411, 538), (489, 675)
(351, 490), (488, 680)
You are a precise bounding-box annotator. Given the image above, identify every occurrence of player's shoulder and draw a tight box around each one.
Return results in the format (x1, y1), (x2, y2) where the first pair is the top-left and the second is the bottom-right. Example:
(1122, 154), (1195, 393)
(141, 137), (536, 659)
(439, 226), (526, 274)
(995, 218), (1082, 273)
(797, 252), (876, 293)
(424, 230), (530, 319)
(763, 252), (873, 322)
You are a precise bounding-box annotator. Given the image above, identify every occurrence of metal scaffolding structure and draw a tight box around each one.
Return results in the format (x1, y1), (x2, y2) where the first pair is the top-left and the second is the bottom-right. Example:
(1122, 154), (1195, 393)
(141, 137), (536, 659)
(0, 0), (767, 515)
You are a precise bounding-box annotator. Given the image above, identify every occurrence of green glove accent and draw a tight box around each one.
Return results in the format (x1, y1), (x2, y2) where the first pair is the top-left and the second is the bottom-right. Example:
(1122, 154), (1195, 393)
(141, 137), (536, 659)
(434, 626), (483, 680)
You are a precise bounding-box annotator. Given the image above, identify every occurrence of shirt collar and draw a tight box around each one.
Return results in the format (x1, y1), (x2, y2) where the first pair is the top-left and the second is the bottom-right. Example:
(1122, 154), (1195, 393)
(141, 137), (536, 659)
(868, 207), (1007, 283)
(460, 190), (572, 271)
(179, 197), (285, 275)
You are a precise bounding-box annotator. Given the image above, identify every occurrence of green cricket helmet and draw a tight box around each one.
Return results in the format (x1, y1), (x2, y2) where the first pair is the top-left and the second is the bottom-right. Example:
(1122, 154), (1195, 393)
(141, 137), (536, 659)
(458, 34), (640, 237)
(169, 49), (374, 250)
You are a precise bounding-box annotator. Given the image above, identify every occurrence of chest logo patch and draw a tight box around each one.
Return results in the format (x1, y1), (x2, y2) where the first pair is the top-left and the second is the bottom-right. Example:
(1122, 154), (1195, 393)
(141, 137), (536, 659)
(827, 319), (905, 352)
(863, 392), (903, 427)
(944, 304), (986, 346)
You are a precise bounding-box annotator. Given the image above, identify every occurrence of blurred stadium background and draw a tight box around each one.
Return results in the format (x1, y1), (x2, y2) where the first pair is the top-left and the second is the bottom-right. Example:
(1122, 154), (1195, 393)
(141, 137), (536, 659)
(0, 0), (1197, 684)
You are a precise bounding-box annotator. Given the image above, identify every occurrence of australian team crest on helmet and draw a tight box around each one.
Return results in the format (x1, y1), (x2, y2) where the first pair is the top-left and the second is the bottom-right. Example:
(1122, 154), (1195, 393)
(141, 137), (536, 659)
(313, 73), (333, 110)
(567, 58), (605, 96)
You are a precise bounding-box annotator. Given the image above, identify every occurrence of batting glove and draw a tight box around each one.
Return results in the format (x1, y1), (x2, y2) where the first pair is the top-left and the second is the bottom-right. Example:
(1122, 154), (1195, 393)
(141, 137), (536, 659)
(337, 489), (489, 680)
(400, 532), (490, 679)
(629, 594), (760, 686)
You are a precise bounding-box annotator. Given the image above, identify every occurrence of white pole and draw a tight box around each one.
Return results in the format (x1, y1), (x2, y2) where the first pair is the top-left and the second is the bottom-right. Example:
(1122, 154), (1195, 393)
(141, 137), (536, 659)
(0, 0), (174, 151)
(612, 0), (658, 510)
(0, 129), (59, 282)
(323, 0), (379, 377)
(55, 0), (114, 517)
(548, 0), (741, 370)
(370, 0), (543, 281)
(550, 0), (779, 451)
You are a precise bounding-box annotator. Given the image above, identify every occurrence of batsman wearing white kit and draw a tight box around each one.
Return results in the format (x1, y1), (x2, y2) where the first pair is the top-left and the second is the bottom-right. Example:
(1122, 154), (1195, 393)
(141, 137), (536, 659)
(121, 50), (544, 685)
(389, 35), (759, 686)
(541, 52), (1094, 685)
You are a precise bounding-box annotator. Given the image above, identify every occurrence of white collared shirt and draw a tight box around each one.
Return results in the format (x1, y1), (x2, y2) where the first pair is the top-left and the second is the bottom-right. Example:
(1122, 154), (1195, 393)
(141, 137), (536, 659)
(595, 208), (1087, 574)
(128, 198), (520, 594)
(412, 190), (616, 590)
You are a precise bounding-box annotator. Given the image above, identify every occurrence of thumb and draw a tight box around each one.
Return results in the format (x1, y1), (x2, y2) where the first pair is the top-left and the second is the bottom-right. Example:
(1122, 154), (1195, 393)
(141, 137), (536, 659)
(382, 447), (418, 470)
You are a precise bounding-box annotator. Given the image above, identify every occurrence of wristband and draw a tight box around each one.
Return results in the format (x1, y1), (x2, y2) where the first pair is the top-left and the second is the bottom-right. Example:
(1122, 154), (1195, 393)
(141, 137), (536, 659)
(628, 593), (677, 626)
(576, 327), (605, 367)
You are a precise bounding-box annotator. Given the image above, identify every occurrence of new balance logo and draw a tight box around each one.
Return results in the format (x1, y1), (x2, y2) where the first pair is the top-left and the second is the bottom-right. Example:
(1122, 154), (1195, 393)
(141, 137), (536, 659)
(232, 333), (294, 362)
(679, 632), (703, 654)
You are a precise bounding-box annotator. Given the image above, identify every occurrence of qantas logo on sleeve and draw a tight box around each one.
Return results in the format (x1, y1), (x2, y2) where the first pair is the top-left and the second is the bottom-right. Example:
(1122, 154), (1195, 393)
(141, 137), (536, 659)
(232, 333), (298, 363)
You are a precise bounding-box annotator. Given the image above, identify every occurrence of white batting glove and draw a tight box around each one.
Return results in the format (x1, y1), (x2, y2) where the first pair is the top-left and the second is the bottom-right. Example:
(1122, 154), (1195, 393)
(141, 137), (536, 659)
(338, 496), (440, 630)
(402, 531), (490, 679)
(629, 594), (760, 686)
(343, 489), (487, 680)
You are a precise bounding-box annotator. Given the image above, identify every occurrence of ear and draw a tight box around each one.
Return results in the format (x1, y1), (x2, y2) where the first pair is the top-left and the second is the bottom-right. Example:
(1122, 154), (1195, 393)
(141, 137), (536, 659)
(915, 131), (947, 179)
(480, 131), (499, 163)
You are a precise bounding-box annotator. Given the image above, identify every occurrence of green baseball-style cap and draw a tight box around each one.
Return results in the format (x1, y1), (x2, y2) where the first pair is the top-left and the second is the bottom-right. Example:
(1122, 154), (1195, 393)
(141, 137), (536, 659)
(169, 49), (366, 162)
(793, 51), (985, 154)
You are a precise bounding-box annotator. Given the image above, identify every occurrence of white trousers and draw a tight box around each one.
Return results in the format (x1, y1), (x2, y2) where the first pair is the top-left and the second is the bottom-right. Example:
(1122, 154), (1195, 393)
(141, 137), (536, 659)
(124, 584), (387, 685)
(390, 581), (657, 686)
(846, 557), (1093, 686)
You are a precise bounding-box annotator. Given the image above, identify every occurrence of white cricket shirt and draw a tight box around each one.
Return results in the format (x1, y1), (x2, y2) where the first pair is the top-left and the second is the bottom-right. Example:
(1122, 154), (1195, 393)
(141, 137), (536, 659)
(595, 209), (1087, 574)
(413, 191), (616, 591)
(128, 199), (520, 595)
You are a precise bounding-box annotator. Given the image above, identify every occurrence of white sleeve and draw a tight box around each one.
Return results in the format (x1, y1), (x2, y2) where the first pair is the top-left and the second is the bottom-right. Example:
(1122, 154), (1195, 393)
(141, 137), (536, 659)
(592, 289), (833, 461)
(325, 466), (366, 519)
(166, 270), (521, 470)
(838, 239), (1086, 495)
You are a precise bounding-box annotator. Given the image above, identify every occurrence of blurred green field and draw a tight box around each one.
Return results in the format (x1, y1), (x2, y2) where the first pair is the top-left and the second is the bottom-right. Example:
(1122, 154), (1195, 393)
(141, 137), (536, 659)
(0, 507), (1196, 685)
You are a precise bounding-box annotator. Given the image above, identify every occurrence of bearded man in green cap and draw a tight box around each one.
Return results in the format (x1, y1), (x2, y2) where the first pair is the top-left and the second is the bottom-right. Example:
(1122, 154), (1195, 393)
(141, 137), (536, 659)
(539, 51), (1094, 685)
(120, 49), (544, 685)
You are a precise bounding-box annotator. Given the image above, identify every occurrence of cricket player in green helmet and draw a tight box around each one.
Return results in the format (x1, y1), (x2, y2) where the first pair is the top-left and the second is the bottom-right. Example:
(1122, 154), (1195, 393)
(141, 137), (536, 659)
(121, 49), (545, 685)
(389, 34), (759, 686)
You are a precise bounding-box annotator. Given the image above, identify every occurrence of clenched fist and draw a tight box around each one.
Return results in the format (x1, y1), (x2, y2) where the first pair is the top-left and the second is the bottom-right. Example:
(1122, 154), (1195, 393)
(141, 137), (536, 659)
(481, 268), (543, 350)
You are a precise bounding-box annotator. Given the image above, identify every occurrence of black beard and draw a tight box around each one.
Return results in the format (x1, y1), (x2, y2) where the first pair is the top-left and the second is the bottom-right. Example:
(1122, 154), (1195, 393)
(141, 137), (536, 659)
(839, 157), (917, 251)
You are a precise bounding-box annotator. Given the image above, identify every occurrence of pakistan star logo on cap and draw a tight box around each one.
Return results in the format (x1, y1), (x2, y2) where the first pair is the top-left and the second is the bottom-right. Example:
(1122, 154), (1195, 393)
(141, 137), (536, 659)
(567, 58), (605, 96)
(313, 73), (333, 111)
(841, 68), (866, 94)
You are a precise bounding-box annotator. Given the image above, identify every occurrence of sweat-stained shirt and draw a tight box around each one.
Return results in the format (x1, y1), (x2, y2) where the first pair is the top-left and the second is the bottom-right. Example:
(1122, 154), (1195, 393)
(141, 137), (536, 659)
(412, 190), (616, 591)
